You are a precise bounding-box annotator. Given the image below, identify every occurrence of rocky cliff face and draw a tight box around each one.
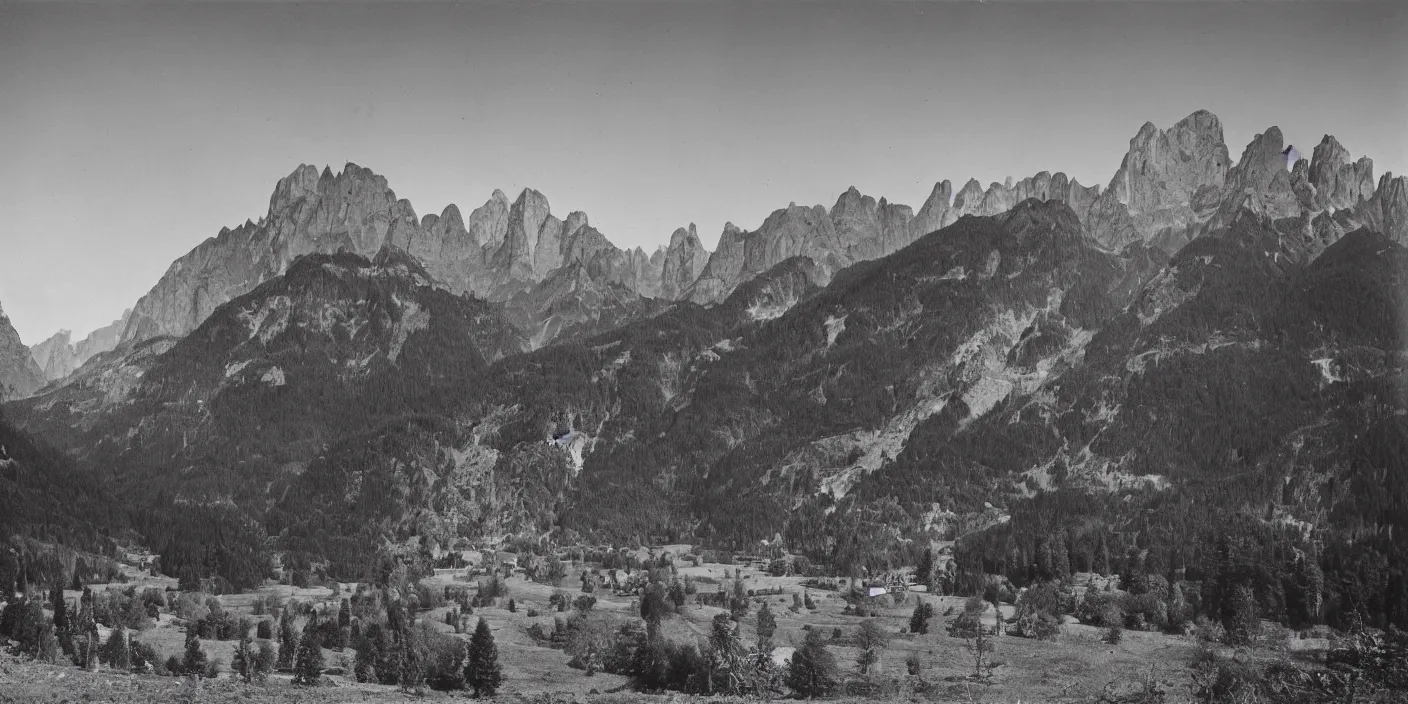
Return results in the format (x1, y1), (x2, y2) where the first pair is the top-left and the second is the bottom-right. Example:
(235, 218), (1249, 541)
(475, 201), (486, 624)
(116, 164), (672, 352)
(1086, 110), (1230, 251)
(0, 302), (46, 401)
(29, 310), (131, 382)
(106, 111), (1408, 377)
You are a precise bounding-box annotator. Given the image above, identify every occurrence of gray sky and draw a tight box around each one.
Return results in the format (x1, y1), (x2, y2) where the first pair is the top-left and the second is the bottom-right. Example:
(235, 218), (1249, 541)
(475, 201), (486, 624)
(1, 1), (1404, 344)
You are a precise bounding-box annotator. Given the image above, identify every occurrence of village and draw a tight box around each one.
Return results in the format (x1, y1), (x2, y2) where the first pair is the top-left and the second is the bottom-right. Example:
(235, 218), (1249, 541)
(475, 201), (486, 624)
(0, 537), (1216, 703)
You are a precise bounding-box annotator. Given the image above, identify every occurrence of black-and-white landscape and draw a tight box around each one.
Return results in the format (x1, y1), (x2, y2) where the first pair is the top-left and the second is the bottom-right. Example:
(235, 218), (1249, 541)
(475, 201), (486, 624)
(1, 2), (1406, 702)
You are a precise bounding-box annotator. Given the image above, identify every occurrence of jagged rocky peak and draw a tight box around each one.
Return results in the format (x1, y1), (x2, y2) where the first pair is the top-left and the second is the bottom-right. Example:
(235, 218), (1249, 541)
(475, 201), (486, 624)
(1215, 126), (1302, 223)
(121, 161), (422, 344)
(830, 185), (914, 262)
(29, 309), (132, 382)
(1085, 109), (1230, 251)
(467, 189), (511, 250)
(658, 223), (710, 300)
(1308, 135), (1376, 211)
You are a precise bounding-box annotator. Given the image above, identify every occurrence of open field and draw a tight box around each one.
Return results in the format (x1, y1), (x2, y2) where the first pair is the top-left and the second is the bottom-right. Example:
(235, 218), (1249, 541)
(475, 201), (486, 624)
(0, 552), (1231, 703)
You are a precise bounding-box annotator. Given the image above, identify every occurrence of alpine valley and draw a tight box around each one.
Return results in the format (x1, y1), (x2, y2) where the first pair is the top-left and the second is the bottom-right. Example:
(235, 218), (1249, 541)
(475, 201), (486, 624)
(2, 108), (1407, 651)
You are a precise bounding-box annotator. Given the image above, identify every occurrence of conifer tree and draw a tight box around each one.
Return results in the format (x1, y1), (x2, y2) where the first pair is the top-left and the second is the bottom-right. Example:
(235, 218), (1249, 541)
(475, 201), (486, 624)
(231, 632), (255, 682)
(49, 584), (67, 636)
(254, 641), (276, 681)
(181, 626), (207, 676)
(785, 629), (838, 698)
(338, 597), (351, 631)
(399, 634), (424, 693)
(353, 627), (379, 683)
(756, 601), (777, 651)
(103, 626), (131, 671)
(1222, 583), (1260, 646)
(915, 548), (936, 589)
(465, 617), (503, 697)
(909, 601), (934, 635)
(49, 585), (73, 656)
(1094, 534), (1111, 576)
(293, 617), (325, 685)
(275, 608), (297, 670)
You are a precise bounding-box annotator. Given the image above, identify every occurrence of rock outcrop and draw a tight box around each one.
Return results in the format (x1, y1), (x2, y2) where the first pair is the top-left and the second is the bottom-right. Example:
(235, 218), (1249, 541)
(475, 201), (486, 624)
(105, 110), (1408, 361)
(29, 309), (131, 381)
(688, 202), (848, 304)
(1087, 110), (1230, 251)
(115, 164), (666, 351)
(0, 302), (46, 400)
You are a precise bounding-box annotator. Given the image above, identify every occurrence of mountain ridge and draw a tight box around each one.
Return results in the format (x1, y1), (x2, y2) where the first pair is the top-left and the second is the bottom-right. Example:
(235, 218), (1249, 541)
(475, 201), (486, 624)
(19, 110), (1389, 392)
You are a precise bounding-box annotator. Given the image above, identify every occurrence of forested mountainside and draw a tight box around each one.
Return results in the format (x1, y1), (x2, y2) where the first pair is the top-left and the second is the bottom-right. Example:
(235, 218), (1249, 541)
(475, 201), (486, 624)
(3, 110), (1407, 634)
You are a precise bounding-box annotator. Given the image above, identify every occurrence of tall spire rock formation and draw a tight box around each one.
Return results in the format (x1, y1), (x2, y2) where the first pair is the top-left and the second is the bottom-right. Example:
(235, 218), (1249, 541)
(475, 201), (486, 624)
(659, 224), (711, 300)
(0, 302), (46, 401)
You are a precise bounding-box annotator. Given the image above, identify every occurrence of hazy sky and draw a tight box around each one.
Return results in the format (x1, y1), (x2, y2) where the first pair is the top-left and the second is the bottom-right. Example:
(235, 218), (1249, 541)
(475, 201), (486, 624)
(1, 1), (1404, 343)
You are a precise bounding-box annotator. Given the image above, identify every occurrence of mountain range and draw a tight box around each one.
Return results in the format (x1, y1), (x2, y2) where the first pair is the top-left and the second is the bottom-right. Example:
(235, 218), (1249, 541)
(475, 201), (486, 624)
(2, 109), (1406, 629)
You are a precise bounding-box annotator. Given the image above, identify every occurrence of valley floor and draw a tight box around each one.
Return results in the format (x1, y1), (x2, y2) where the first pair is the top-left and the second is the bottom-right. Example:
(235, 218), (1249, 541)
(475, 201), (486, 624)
(1, 556), (1226, 703)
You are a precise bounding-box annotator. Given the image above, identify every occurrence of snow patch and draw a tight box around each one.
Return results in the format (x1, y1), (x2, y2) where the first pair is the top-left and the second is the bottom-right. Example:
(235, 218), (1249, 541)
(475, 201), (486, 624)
(224, 360), (252, 378)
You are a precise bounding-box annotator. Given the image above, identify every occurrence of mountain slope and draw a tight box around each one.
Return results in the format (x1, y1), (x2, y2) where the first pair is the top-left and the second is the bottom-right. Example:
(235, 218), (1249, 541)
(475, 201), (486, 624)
(8, 247), (526, 511)
(0, 303), (45, 401)
(28, 310), (132, 382)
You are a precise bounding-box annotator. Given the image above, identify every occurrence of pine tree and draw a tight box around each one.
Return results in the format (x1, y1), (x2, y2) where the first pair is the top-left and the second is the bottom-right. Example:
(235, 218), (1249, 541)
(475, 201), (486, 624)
(465, 617), (502, 697)
(399, 638), (424, 692)
(915, 548), (937, 589)
(909, 601), (934, 635)
(49, 584), (67, 635)
(275, 608), (297, 670)
(79, 620), (100, 671)
(756, 600), (777, 651)
(255, 641), (276, 681)
(232, 633), (255, 682)
(1222, 583), (1260, 646)
(785, 629), (838, 698)
(102, 627), (131, 671)
(1094, 534), (1111, 576)
(338, 598), (351, 631)
(181, 626), (207, 677)
(293, 618), (325, 685)
(353, 626), (379, 683)
(49, 585), (73, 656)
